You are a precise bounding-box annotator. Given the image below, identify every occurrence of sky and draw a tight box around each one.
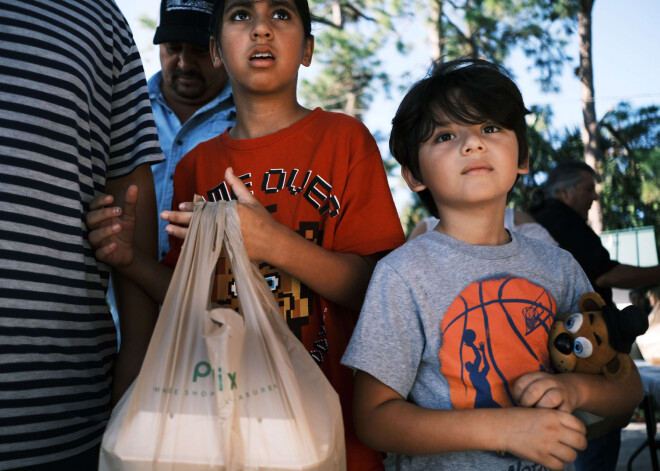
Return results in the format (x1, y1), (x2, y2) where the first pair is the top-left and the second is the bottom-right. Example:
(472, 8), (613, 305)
(116, 0), (660, 213)
(116, 0), (660, 136)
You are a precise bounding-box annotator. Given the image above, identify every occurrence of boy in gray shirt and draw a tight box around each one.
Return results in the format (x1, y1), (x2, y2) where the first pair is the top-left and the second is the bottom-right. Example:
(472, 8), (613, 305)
(341, 59), (643, 471)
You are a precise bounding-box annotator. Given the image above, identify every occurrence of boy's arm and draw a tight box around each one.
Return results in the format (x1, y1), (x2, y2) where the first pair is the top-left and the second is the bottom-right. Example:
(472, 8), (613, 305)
(353, 370), (587, 470)
(224, 167), (378, 311)
(103, 165), (160, 403)
(515, 357), (644, 416)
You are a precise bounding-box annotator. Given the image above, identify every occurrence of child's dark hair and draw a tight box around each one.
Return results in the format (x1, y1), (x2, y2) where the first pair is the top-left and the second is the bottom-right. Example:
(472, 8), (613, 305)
(389, 58), (530, 218)
(210, 0), (313, 43)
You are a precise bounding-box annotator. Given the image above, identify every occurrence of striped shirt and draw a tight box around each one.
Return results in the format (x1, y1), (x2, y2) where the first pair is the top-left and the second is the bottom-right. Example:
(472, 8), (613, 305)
(0, 0), (163, 468)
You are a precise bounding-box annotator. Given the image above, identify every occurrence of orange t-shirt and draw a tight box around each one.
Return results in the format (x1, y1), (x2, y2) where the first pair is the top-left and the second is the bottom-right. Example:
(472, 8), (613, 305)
(164, 108), (405, 470)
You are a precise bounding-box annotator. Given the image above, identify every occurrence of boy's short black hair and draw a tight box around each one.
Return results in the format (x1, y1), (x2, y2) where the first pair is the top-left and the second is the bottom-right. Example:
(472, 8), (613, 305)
(389, 58), (530, 218)
(210, 0), (313, 43)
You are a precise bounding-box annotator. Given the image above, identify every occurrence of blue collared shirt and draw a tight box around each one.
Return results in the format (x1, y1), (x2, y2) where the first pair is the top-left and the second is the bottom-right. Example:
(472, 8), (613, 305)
(148, 71), (235, 259)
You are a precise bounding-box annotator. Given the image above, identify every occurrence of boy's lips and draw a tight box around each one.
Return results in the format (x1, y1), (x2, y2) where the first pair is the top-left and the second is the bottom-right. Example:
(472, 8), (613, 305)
(249, 48), (275, 61)
(461, 162), (492, 175)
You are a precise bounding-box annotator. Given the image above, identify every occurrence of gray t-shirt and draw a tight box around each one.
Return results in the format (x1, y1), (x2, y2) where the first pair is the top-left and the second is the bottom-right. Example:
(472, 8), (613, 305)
(342, 230), (592, 470)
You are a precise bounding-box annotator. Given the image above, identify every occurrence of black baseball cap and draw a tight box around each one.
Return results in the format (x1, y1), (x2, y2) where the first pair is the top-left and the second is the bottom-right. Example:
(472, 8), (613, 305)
(153, 0), (214, 49)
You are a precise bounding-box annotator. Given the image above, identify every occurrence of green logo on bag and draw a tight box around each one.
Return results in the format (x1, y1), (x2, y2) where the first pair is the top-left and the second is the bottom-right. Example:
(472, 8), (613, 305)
(193, 361), (237, 391)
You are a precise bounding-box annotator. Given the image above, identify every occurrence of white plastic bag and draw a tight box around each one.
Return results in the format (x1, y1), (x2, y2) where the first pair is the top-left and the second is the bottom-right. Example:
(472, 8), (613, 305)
(100, 200), (345, 470)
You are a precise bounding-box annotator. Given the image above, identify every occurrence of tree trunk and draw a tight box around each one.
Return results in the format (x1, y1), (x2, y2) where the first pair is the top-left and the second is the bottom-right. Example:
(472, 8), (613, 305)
(344, 92), (357, 117)
(429, 0), (443, 61)
(578, 0), (603, 233)
(331, 1), (342, 27)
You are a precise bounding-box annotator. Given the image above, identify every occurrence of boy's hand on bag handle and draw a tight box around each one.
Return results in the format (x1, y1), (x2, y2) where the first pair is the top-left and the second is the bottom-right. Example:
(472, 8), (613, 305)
(161, 202), (193, 240)
(86, 185), (138, 266)
(225, 166), (287, 263)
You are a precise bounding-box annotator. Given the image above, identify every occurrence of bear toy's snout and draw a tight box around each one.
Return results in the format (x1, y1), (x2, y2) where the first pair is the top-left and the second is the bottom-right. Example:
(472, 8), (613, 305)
(554, 332), (573, 355)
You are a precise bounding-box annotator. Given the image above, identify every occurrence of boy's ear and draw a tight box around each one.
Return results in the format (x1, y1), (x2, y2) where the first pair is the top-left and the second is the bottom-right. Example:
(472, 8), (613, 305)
(401, 166), (426, 193)
(210, 37), (223, 68)
(301, 36), (314, 67)
(518, 152), (530, 175)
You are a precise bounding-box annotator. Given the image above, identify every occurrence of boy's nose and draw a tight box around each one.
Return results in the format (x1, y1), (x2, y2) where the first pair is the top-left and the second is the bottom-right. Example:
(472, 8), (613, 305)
(252, 30), (272, 39)
(462, 134), (485, 154)
(251, 17), (273, 39)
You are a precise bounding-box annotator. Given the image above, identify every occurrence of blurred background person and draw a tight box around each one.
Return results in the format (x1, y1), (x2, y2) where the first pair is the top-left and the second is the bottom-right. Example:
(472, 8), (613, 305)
(530, 160), (660, 471)
(635, 286), (660, 363)
(531, 160), (660, 309)
(409, 207), (558, 245)
(629, 287), (652, 315)
(106, 0), (236, 331)
(149, 0), (235, 259)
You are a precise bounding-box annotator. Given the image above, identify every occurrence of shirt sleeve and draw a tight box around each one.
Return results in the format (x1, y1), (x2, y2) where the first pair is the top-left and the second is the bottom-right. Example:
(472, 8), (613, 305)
(107, 42), (163, 178)
(326, 123), (405, 255)
(342, 259), (424, 398)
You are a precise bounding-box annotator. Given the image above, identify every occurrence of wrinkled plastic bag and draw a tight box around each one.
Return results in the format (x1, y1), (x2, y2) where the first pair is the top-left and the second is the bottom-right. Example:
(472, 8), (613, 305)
(100, 200), (346, 470)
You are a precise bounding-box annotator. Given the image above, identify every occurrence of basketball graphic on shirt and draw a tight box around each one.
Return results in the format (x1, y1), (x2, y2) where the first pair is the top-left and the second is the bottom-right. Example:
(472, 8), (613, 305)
(439, 276), (556, 409)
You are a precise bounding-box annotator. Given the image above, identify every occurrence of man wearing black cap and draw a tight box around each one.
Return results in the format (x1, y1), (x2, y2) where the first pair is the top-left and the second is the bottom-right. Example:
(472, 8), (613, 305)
(150, 0), (235, 260)
(106, 0), (235, 335)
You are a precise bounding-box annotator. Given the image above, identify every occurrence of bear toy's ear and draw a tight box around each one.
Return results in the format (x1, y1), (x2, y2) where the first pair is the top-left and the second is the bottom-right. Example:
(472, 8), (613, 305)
(578, 292), (606, 313)
(600, 353), (632, 382)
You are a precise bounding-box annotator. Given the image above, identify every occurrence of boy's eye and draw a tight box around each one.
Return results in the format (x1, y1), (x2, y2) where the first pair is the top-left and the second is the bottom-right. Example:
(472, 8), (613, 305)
(230, 9), (250, 21)
(436, 132), (455, 143)
(272, 8), (291, 20)
(482, 125), (501, 134)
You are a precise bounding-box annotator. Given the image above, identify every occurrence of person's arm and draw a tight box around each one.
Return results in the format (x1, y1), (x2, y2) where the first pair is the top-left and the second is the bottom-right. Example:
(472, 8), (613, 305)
(87, 184), (174, 306)
(204, 167), (377, 311)
(408, 219), (430, 240)
(515, 357), (644, 417)
(103, 164), (160, 404)
(103, 160), (381, 311)
(596, 264), (660, 289)
(352, 370), (586, 470)
(92, 165), (377, 311)
(512, 209), (536, 225)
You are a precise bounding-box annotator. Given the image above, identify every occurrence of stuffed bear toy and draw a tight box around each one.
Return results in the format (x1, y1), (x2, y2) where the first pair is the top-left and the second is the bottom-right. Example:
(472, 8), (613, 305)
(548, 291), (648, 382)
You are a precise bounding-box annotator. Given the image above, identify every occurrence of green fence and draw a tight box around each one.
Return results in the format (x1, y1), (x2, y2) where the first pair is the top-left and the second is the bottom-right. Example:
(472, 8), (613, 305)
(600, 226), (659, 267)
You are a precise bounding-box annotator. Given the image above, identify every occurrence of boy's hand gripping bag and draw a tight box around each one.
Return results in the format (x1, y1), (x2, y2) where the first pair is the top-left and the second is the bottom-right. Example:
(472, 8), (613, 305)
(99, 200), (346, 470)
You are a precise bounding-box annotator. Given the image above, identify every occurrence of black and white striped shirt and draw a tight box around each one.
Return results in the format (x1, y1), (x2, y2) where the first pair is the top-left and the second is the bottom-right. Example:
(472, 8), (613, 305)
(0, 0), (163, 467)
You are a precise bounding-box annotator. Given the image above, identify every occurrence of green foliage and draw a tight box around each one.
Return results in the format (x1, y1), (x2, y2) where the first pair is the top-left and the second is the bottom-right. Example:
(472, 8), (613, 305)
(432, 0), (574, 91)
(139, 16), (157, 30)
(400, 192), (430, 238)
(299, 1), (660, 241)
(599, 104), (660, 231)
(301, 1), (400, 117)
(509, 103), (660, 236)
(300, 26), (389, 116)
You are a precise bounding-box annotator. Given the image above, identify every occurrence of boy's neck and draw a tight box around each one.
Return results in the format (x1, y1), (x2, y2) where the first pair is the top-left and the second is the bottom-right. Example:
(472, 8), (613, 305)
(435, 204), (511, 246)
(229, 93), (311, 139)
